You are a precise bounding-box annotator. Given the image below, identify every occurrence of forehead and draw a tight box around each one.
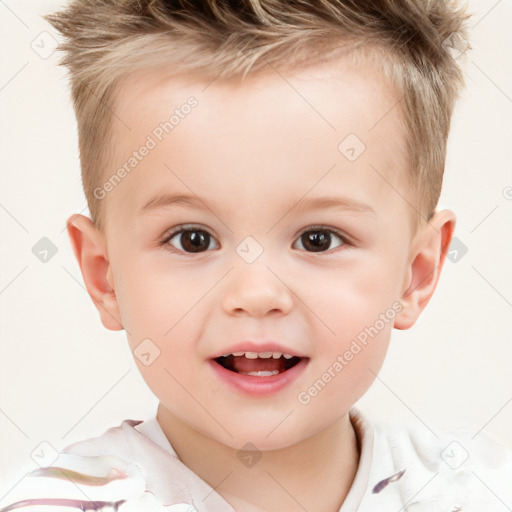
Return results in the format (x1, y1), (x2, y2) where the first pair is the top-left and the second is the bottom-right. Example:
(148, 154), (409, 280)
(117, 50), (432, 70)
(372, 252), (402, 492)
(105, 56), (410, 228)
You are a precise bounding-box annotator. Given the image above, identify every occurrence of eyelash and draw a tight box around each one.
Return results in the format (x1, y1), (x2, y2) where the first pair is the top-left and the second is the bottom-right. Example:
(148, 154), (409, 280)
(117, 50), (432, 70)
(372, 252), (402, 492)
(160, 224), (351, 255)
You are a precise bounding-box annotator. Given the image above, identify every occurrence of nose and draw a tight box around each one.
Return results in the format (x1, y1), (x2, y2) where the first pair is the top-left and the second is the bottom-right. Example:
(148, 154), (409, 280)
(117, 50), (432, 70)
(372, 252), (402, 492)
(221, 258), (294, 318)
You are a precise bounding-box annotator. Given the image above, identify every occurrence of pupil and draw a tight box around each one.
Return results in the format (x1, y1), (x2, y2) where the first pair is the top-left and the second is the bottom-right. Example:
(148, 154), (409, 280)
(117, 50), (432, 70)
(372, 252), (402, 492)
(303, 231), (330, 252)
(183, 230), (209, 252)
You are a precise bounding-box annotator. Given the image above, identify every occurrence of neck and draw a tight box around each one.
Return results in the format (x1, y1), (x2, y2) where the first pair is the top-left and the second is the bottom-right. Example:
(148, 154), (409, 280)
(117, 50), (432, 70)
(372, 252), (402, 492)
(157, 405), (360, 512)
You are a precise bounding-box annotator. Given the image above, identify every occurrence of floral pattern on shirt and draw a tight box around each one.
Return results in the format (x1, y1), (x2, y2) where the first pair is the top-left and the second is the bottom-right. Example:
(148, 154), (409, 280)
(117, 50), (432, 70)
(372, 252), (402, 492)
(0, 453), (197, 512)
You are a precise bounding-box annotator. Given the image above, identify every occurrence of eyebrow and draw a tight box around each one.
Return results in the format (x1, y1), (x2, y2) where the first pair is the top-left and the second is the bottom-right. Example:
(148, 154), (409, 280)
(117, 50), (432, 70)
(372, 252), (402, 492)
(140, 192), (376, 216)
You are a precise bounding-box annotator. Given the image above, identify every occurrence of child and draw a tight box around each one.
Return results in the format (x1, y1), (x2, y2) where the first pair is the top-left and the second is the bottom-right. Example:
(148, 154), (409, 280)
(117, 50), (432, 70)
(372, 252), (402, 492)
(1, 0), (511, 511)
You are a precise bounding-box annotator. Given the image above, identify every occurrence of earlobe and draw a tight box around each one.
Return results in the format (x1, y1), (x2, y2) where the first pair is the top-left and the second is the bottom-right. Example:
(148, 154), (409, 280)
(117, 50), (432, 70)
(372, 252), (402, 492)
(66, 214), (124, 331)
(394, 209), (456, 330)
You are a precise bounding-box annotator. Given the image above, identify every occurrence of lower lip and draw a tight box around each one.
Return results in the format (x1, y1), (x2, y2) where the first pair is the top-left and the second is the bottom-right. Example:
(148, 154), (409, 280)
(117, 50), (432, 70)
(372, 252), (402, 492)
(208, 358), (308, 396)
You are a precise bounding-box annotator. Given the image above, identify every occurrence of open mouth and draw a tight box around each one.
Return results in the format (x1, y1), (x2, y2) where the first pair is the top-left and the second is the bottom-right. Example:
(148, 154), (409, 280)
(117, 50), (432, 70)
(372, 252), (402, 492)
(214, 352), (303, 377)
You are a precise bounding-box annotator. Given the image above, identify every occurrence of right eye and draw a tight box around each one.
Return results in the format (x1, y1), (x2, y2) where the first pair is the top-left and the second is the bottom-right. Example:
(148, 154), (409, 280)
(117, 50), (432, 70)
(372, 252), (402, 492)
(162, 226), (220, 253)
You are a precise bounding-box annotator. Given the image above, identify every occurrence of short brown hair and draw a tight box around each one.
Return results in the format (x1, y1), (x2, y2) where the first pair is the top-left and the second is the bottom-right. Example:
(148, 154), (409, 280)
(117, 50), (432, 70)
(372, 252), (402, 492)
(46, 0), (470, 233)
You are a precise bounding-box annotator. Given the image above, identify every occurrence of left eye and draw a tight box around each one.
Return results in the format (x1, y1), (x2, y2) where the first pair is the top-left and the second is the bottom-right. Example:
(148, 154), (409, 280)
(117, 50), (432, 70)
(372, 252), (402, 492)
(166, 228), (219, 253)
(293, 228), (346, 253)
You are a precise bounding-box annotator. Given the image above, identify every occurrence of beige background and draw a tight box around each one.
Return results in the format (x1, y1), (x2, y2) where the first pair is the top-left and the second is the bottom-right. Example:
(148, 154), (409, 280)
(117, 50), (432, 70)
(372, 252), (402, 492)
(1, 0), (511, 497)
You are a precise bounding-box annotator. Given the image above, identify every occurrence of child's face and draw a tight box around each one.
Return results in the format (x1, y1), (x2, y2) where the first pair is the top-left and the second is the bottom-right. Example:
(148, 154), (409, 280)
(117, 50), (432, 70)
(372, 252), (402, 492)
(77, 56), (451, 450)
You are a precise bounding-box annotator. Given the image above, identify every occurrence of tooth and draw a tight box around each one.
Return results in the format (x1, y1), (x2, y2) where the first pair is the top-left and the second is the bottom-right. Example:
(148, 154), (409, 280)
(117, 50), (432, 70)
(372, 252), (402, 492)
(221, 354), (230, 357)
(258, 352), (273, 358)
(232, 352), (244, 356)
(245, 352), (258, 359)
(240, 370), (280, 376)
(283, 353), (294, 359)
(272, 352), (283, 359)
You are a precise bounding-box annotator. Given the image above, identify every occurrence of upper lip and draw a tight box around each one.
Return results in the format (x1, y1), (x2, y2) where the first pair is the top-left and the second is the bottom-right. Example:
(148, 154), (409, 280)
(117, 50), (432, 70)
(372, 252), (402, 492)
(211, 341), (307, 359)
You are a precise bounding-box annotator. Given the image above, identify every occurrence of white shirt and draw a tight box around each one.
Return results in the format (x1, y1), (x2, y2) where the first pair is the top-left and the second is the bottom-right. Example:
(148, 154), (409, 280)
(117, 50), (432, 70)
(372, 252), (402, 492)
(1, 407), (511, 511)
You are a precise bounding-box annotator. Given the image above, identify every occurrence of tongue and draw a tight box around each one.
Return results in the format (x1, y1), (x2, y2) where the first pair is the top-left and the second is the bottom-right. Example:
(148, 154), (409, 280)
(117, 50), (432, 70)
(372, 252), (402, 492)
(231, 356), (285, 374)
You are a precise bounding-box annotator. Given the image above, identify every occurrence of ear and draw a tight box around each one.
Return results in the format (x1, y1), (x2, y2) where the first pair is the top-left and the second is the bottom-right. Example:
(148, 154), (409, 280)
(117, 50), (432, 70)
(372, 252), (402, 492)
(394, 209), (456, 330)
(66, 214), (124, 331)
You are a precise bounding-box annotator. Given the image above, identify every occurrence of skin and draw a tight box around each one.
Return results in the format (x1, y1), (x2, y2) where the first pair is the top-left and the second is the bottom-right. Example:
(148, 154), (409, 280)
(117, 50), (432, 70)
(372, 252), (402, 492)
(67, 56), (455, 512)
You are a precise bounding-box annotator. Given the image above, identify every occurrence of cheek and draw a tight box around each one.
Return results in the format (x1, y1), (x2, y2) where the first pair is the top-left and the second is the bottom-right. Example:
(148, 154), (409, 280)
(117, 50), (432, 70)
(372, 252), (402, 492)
(302, 256), (402, 341)
(114, 255), (209, 338)
(298, 251), (401, 389)
(301, 316), (393, 413)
